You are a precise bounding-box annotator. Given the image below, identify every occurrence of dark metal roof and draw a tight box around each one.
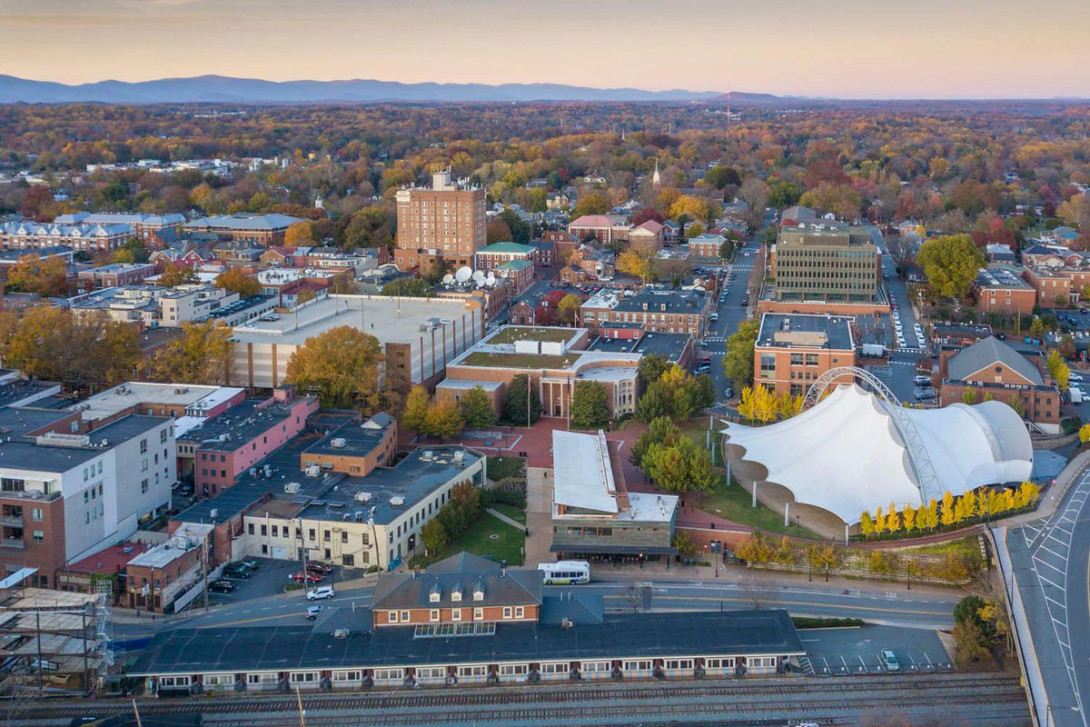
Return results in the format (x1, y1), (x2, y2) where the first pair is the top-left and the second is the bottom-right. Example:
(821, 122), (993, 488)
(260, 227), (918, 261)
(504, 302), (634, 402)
(371, 553), (542, 611)
(550, 544), (678, 556)
(128, 609), (803, 677)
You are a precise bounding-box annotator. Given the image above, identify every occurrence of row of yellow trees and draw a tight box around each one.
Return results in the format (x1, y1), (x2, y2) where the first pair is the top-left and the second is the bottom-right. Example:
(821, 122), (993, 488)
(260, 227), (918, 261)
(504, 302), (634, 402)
(860, 482), (1041, 537)
(737, 385), (803, 423)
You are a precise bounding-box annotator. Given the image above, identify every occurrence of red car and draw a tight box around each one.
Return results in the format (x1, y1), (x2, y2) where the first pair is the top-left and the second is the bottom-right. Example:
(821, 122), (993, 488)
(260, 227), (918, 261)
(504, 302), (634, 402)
(290, 572), (322, 584)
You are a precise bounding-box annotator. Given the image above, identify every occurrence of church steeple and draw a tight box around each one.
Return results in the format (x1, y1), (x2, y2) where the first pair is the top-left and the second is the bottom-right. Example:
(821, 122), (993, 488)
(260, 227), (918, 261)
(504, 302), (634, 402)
(652, 159), (661, 186)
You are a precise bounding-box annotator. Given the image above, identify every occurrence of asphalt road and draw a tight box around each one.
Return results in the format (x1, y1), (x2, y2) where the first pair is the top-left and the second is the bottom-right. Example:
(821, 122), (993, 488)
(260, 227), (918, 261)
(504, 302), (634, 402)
(115, 574), (960, 637)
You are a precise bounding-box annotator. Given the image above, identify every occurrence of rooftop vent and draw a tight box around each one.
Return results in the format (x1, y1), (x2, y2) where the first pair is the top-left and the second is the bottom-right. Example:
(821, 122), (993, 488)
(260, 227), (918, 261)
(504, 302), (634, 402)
(330, 437), (347, 449)
(354, 492), (372, 503)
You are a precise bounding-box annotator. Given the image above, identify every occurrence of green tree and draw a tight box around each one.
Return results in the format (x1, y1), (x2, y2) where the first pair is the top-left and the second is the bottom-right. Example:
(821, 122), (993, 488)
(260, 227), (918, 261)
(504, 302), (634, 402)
(557, 294), (582, 325)
(285, 326), (383, 408)
(642, 437), (715, 494)
(382, 278), (431, 297)
(630, 416), (679, 467)
(402, 385), (431, 433)
(637, 354), (671, 387)
(421, 518), (448, 556)
(768, 181), (801, 208)
(571, 380), (610, 429)
(504, 373), (542, 426)
(1007, 394), (1025, 417)
(672, 530), (697, 557)
(703, 165), (741, 190)
(635, 379), (673, 422)
(961, 387), (979, 405)
(718, 238), (735, 260)
(424, 399), (464, 440)
(458, 386), (497, 430)
(916, 234), (985, 299)
(723, 319), (759, 387)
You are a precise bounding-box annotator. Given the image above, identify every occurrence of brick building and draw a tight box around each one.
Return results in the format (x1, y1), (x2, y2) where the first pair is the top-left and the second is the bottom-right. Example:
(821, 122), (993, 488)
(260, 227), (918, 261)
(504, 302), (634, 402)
(299, 412), (397, 476)
(938, 336), (1060, 434)
(974, 266), (1037, 316)
(77, 263), (157, 291)
(184, 213), (302, 247)
(395, 170), (486, 271)
(567, 215), (631, 245)
(579, 289), (711, 337)
(754, 313), (857, 396)
(771, 222), (881, 304)
(0, 221), (132, 253)
(55, 213), (184, 246)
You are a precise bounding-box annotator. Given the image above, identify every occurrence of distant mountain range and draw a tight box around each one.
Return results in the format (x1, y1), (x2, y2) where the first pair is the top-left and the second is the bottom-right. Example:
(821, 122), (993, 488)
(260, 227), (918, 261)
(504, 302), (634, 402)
(0, 75), (739, 104)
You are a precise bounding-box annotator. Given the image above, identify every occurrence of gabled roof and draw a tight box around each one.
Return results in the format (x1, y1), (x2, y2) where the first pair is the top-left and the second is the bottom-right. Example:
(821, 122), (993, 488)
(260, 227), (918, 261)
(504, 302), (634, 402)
(370, 552), (543, 611)
(948, 336), (1044, 386)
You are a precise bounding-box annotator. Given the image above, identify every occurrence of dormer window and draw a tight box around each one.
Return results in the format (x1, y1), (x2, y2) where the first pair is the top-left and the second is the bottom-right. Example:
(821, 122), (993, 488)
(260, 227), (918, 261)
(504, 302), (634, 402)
(473, 577), (485, 601)
(451, 583), (463, 602)
(429, 583), (441, 603)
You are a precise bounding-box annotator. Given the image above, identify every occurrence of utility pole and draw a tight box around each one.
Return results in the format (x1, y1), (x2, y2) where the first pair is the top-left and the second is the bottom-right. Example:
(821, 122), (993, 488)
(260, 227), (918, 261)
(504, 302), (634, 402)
(202, 535), (209, 612)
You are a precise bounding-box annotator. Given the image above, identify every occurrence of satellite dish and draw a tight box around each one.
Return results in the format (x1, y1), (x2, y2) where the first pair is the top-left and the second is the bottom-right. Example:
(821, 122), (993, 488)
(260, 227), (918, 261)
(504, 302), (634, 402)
(498, 269), (509, 278)
(472, 270), (486, 284)
(486, 277), (497, 287)
(442, 274), (454, 285)
(486, 271), (496, 283)
(455, 266), (473, 283)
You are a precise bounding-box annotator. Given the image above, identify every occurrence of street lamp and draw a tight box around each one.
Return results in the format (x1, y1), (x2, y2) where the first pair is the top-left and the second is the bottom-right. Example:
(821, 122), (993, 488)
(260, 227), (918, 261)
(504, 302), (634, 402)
(1047, 704), (1080, 727)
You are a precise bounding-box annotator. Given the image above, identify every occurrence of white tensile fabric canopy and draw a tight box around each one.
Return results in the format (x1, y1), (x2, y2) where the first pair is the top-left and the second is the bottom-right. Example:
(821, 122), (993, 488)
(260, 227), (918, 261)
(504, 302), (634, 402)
(722, 384), (1033, 524)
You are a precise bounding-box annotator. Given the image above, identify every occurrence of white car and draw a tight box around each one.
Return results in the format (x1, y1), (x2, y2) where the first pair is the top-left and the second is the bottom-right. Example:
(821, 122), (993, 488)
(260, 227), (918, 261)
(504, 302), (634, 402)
(307, 585), (335, 601)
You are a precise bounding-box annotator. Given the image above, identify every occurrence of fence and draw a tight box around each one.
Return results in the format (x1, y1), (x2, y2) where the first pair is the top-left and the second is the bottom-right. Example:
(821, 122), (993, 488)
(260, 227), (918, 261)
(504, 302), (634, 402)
(170, 563), (225, 614)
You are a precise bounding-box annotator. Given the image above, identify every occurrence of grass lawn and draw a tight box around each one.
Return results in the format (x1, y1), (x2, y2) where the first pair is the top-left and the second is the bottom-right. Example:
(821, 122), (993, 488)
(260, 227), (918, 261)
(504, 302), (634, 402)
(487, 456), (525, 481)
(488, 327), (574, 344)
(490, 503), (527, 524)
(901, 534), (979, 556)
(461, 351), (580, 368)
(429, 511), (526, 566)
(696, 477), (822, 539)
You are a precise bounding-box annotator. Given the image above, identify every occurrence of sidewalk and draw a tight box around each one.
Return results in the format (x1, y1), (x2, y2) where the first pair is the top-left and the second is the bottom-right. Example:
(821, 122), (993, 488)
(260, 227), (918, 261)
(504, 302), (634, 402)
(486, 507), (527, 532)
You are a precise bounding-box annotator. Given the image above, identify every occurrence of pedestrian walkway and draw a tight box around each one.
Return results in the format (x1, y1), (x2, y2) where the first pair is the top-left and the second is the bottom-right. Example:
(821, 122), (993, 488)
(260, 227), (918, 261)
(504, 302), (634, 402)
(486, 507), (527, 532)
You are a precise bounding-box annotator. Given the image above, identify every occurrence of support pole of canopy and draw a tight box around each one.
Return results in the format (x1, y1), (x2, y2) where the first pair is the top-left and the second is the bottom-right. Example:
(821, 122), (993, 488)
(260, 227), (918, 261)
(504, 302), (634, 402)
(844, 523), (850, 545)
(784, 501), (790, 527)
(752, 480), (758, 508)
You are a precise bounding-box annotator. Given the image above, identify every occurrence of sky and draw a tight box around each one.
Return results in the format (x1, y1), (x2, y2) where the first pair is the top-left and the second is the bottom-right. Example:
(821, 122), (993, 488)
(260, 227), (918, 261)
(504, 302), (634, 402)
(1, 0), (1089, 99)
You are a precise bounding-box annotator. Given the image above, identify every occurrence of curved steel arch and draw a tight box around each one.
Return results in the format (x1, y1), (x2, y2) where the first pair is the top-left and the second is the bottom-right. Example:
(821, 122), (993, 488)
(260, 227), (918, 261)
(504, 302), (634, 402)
(802, 366), (900, 410)
(802, 366), (941, 502)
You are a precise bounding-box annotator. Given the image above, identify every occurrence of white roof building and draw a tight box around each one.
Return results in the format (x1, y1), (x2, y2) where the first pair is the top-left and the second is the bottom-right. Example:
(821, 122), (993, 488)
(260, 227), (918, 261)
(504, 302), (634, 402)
(722, 384), (1033, 526)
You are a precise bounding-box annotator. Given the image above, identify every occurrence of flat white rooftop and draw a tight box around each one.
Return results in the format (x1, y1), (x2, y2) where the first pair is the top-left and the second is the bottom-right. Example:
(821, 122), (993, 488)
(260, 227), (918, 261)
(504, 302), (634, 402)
(72, 382), (244, 423)
(621, 492), (679, 523)
(231, 294), (474, 347)
(552, 430), (618, 515)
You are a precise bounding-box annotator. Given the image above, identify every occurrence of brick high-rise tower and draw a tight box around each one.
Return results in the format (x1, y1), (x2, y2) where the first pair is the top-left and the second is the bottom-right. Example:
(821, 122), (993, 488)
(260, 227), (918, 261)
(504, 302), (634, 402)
(395, 170), (486, 272)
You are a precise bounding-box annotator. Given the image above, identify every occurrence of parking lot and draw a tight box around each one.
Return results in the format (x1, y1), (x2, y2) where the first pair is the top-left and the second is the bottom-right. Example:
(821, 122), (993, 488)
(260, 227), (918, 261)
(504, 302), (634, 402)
(802, 624), (953, 676)
(200, 556), (367, 607)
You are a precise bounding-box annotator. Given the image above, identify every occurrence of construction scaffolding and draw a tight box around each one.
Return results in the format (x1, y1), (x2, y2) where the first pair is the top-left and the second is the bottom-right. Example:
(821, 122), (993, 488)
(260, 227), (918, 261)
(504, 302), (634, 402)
(0, 575), (106, 698)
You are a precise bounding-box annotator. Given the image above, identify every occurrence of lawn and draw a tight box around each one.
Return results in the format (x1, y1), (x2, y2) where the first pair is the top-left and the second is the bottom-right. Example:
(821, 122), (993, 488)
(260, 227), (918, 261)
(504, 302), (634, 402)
(428, 511), (526, 567)
(461, 351), (580, 369)
(490, 503), (527, 524)
(696, 477), (822, 539)
(488, 327), (574, 345)
(487, 455), (525, 481)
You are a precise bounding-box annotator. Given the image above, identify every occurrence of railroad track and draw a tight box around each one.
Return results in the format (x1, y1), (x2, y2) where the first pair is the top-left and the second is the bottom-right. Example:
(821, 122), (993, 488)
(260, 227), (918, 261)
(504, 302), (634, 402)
(18, 674), (1030, 726)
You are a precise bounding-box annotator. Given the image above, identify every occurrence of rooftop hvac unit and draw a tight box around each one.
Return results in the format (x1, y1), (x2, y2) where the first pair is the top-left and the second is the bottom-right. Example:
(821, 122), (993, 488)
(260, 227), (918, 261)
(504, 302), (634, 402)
(305, 465), (321, 477)
(284, 482), (301, 494)
(389, 496), (405, 507)
(330, 437), (347, 449)
(452, 450), (464, 463)
(354, 492), (372, 503)
(209, 508), (218, 520)
(420, 450), (434, 461)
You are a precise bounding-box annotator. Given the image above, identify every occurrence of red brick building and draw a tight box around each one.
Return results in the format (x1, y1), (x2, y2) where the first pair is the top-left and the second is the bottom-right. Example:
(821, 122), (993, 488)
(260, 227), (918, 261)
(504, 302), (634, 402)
(753, 313), (857, 396)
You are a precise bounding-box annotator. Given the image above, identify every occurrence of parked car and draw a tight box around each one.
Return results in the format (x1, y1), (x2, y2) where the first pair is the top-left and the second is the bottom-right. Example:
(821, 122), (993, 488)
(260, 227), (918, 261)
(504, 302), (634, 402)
(913, 375), (932, 386)
(223, 564), (252, 578)
(881, 649), (900, 672)
(306, 605), (323, 620)
(291, 572), (322, 584)
(306, 563), (333, 575)
(724, 386), (734, 399)
(307, 585), (335, 601)
(209, 580), (235, 594)
(240, 559), (260, 571)
(913, 388), (936, 401)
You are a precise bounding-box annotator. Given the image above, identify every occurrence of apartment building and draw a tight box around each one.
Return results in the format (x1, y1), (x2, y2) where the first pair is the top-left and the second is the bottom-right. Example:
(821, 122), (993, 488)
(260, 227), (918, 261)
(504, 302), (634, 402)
(567, 215), (631, 245)
(0, 409), (175, 589)
(55, 213), (184, 246)
(77, 263), (157, 291)
(68, 284), (240, 328)
(395, 170), (486, 271)
(580, 289), (711, 337)
(772, 222), (881, 303)
(229, 294), (484, 389)
(0, 221), (133, 253)
(299, 412), (397, 476)
(754, 313), (857, 396)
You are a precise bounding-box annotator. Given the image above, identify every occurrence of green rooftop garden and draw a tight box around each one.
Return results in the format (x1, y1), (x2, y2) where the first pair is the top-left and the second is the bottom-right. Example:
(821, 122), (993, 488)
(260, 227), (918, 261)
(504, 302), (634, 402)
(461, 351), (580, 369)
(487, 327), (575, 345)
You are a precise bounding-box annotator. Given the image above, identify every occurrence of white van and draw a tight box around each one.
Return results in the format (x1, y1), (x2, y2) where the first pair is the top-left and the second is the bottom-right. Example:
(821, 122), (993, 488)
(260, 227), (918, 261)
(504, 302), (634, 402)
(307, 585), (335, 601)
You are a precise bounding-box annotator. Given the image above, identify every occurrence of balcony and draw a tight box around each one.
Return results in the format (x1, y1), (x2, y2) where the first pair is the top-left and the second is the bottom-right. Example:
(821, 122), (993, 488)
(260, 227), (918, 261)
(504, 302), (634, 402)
(1, 538), (25, 550)
(0, 515), (23, 527)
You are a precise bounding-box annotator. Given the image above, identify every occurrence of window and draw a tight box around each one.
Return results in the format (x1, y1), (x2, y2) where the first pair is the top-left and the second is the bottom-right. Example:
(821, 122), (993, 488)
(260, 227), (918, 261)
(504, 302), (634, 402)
(341, 531), (348, 543)
(452, 608), (462, 621)
(140, 439), (148, 454)
(583, 661), (610, 673)
(624, 660), (653, 672)
(271, 525), (278, 537)
(32, 530), (43, 544)
(332, 670), (362, 682)
(160, 429), (168, 443)
(141, 479), (149, 494)
(388, 611), (398, 624)
(289, 672), (318, 684)
(248, 523), (254, 535)
(457, 665), (487, 678)
(473, 607), (484, 621)
(514, 606), (524, 619)
(503, 606), (512, 619)
(260, 525), (267, 536)
(400, 610), (410, 622)
(541, 662), (568, 674)
(373, 668), (403, 681)
(31, 508), (42, 522)
(499, 664), (527, 676)
(665, 659), (693, 670)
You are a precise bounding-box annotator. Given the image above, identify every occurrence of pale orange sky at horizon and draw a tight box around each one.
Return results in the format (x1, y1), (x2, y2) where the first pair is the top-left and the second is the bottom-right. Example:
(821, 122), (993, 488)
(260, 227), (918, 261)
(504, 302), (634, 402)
(2, 0), (1089, 98)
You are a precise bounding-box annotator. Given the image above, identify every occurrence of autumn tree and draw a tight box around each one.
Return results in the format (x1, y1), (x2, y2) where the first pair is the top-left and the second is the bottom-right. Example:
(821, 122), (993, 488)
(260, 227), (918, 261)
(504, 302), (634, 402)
(1046, 350), (1070, 391)
(916, 234), (984, 299)
(424, 399), (464, 440)
(402, 385), (431, 432)
(457, 386), (497, 430)
(284, 221), (316, 247)
(151, 320), (233, 384)
(571, 380), (610, 429)
(668, 194), (711, 222)
(285, 326), (383, 408)
(616, 250), (654, 283)
(703, 165), (741, 190)
(215, 268), (262, 297)
(421, 518), (448, 556)
(4, 307), (140, 386)
(571, 192), (610, 218)
(158, 263), (198, 287)
(1058, 194), (1090, 231)
(860, 510), (875, 537)
(799, 183), (862, 220)
(738, 385), (777, 423)
(5, 254), (69, 297)
(557, 294), (582, 325)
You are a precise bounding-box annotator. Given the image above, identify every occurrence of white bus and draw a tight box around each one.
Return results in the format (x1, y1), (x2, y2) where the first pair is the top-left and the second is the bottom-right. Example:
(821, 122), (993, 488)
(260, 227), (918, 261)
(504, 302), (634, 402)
(538, 561), (591, 585)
